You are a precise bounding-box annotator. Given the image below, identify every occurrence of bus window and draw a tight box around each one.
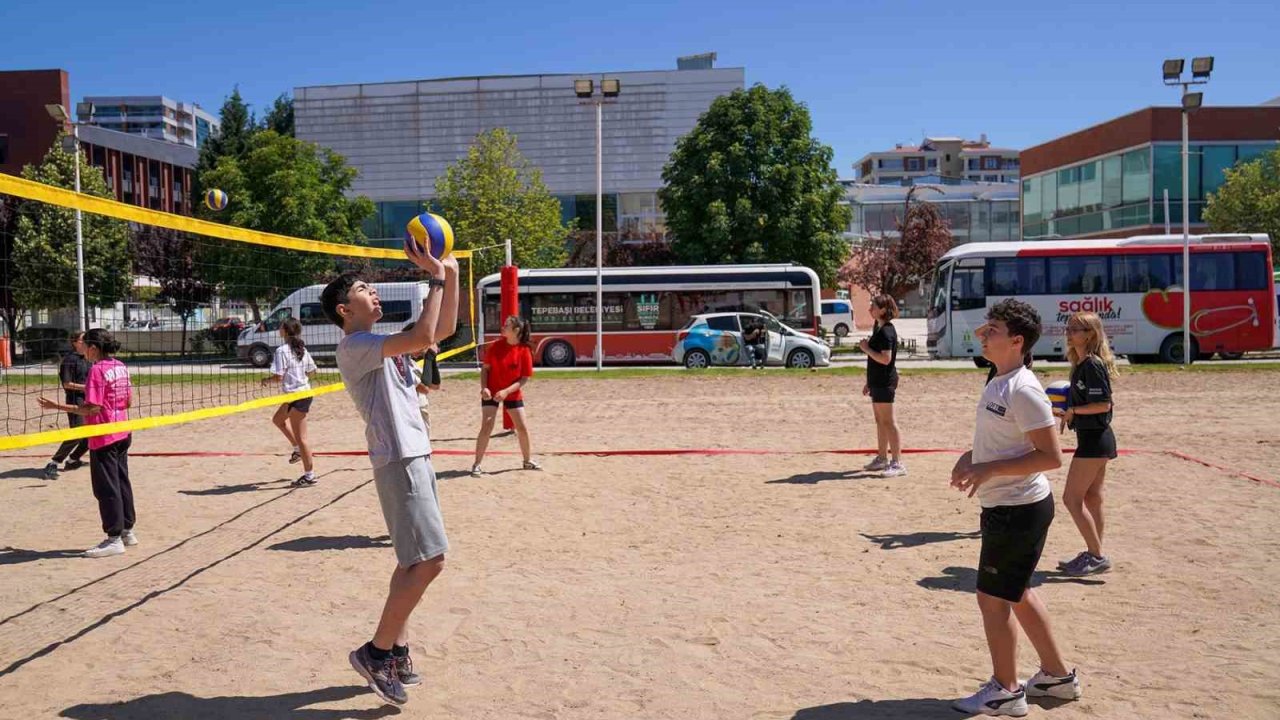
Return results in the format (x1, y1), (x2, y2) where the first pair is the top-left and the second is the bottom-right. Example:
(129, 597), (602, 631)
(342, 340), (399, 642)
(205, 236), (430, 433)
(1018, 258), (1048, 293)
(951, 266), (985, 311)
(786, 289), (814, 328)
(1049, 256), (1110, 294)
(928, 262), (951, 318)
(986, 258), (1019, 296)
(1236, 252), (1270, 291)
(1187, 253), (1235, 291)
(1113, 254), (1173, 293)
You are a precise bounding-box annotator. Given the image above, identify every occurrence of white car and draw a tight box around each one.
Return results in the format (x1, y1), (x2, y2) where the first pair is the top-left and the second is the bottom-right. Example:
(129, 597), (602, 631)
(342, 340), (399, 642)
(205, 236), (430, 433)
(672, 312), (831, 369)
(820, 299), (856, 338)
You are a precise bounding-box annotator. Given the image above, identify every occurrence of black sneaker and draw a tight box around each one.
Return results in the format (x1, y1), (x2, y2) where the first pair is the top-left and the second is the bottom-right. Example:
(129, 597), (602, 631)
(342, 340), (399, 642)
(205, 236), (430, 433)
(291, 473), (317, 488)
(395, 652), (423, 686)
(43, 462), (59, 481)
(289, 449), (302, 464)
(63, 459), (86, 471)
(348, 644), (407, 706)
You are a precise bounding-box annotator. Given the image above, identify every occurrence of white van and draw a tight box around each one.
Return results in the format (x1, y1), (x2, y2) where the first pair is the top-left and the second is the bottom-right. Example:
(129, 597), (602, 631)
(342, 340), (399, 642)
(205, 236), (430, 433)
(820, 299), (856, 338)
(237, 281), (428, 367)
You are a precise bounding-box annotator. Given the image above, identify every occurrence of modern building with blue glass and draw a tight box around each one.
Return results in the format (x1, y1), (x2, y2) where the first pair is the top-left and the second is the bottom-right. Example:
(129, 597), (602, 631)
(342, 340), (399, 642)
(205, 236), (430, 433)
(294, 56), (743, 244)
(1020, 106), (1280, 240)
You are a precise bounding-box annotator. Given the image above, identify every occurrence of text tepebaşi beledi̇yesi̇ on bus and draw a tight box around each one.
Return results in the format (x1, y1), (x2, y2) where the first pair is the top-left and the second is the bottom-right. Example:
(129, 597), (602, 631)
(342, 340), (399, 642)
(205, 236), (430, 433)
(926, 234), (1276, 364)
(477, 264), (822, 366)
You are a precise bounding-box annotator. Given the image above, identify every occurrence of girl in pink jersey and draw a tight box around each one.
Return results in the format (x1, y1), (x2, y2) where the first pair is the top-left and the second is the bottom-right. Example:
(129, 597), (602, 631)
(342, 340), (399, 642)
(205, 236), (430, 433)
(38, 329), (136, 558)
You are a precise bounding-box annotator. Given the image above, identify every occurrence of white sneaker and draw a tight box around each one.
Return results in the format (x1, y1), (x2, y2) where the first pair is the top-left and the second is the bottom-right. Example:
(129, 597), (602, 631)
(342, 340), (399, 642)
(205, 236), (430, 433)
(470, 465), (483, 478)
(121, 529), (138, 547)
(952, 677), (1028, 717)
(1026, 668), (1082, 700)
(863, 456), (888, 471)
(84, 536), (125, 558)
(882, 462), (907, 477)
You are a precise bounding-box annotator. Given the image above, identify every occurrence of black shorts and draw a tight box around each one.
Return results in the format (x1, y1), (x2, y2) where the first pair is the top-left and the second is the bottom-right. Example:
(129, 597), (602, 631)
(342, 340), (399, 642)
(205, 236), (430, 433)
(977, 495), (1055, 602)
(482, 399), (524, 410)
(286, 397), (313, 414)
(1073, 427), (1117, 459)
(868, 384), (896, 404)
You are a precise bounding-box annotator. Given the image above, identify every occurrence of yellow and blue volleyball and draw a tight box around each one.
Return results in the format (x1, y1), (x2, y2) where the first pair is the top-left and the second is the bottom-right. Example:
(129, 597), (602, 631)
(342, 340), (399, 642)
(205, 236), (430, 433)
(1045, 380), (1070, 413)
(204, 189), (228, 212)
(405, 212), (454, 259)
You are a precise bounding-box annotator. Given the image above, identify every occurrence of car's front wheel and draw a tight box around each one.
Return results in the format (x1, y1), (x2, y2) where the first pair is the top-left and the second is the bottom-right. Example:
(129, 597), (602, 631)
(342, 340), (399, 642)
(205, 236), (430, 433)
(787, 348), (815, 369)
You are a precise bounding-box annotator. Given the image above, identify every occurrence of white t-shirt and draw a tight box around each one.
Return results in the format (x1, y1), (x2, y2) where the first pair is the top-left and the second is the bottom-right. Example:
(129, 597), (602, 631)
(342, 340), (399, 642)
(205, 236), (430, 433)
(972, 366), (1056, 508)
(336, 331), (431, 469)
(271, 344), (317, 393)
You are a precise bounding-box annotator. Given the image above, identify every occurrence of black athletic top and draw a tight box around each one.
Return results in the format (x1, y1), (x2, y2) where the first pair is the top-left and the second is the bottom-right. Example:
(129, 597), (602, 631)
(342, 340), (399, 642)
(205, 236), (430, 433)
(866, 322), (898, 388)
(59, 351), (90, 405)
(1068, 356), (1112, 431)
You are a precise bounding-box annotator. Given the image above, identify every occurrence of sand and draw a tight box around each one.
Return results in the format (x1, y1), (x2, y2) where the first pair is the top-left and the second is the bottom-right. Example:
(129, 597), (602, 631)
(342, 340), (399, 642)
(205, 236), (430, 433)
(1, 368), (1278, 719)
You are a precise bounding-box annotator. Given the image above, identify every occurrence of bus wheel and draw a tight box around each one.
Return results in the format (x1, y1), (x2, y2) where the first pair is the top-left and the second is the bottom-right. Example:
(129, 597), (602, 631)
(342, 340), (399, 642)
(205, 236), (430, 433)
(1158, 334), (1199, 364)
(833, 323), (850, 338)
(1218, 351), (1245, 360)
(787, 348), (815, 369)
(542, 340), (576, 367)
(684, 349), (710, 369)
(248, 343), (272, 368)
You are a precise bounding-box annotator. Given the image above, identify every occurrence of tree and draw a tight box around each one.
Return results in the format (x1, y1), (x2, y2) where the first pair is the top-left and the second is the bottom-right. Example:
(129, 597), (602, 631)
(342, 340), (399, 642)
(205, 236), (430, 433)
(131, 227), (214, 356)
(1204, 147), (1280, 256)
(567, 236), (676, 268)
(197, 88), (255, 176)
(839, 191), (953, 298)
(263, 93), (294, 137)
(196, 130), (374, 320)
(7, 134), (131, 331)
(433, 128), (570, 281)
(659, 84), (851, 286)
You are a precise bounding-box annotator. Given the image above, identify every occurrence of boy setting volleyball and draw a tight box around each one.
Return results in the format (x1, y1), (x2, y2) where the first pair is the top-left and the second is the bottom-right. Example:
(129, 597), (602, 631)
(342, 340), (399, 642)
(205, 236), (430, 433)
(1058, 311), (1119, 577)
(949, 299), (1081, 716)
(321, 233), (459, 707)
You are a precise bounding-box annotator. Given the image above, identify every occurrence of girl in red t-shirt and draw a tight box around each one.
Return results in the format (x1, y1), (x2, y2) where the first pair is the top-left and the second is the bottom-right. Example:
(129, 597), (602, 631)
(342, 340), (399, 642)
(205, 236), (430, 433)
(471, 316), (539, 476)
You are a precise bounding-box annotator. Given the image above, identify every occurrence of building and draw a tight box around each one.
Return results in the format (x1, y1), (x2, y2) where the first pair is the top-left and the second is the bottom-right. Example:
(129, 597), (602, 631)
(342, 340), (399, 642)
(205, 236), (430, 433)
(294, 57), (744, 242)
(76, 124), (196, 214)
(79, 95), (219, 148)
(842, 180), (1021, 245)
(0, 69), (70, 177)
(852, 135), (1019, 186)
(1019, 106), (1280, 240)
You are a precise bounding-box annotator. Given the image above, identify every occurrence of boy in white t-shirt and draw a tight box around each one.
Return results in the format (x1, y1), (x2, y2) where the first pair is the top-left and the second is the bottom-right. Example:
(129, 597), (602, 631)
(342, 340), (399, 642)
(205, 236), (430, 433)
(949, 299), (1082, 716)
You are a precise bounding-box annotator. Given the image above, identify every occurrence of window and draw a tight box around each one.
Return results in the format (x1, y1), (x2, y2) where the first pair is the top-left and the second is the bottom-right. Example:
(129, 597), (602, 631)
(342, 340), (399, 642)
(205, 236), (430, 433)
(927, 158), (938, 169)
(1236, 252), (1270, 291)
(983, 156), (999, 170)
(299, 303), (328, 326)
(705, 315), (740, 332)
(1122, 147), (1151, 205)
(951, 266), (985, 310)
(263, 306), (292, 332)
(906, 157), (923, 171)
(573, 193), (618, 232)
(1049, 256), (1110, 294)
(1101, 155), (1123, 208)
(879, 158), (904, 171)
(1112, 254), (1173, 293)
(985, 257), (1048, 295)
(1041, 171), (1057, 219)
(1022, 177), (1042, 226)
(1176, 252), (1234, 291)
(1201, 145), (1238, 196)
(1057, 166), (1080, 213)
(1078, 161), (1100, 210)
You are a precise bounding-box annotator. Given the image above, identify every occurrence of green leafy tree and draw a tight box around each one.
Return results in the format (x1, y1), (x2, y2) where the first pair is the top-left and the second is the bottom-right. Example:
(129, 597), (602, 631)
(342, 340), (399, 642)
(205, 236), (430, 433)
(197, 88), (255, 175)
(131, 227), (214, 356)
(263, 93), (294, 137)
(8, 134), (130, 329)
(1204, 148), (1280, 256)
(659, 84), (851, 286)
(433, 128), (570, 280)
(839, 192), (953, 298)
(196, 130), (374, 319)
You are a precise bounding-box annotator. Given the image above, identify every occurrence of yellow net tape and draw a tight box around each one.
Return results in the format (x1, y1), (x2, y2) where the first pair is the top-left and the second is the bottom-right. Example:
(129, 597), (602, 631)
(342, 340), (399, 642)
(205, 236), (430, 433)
(0, 174), (485, 451)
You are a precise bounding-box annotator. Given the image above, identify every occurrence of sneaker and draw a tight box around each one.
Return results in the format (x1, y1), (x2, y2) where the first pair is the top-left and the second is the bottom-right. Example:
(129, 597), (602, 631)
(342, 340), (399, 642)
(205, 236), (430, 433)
(84, 536), (125, 558)
(63, 459), (86, 471)
(882, 462), (907, 477)
(288, 449), (302, 464)
(1063, 553), (1111, 577)
(43, 462), (60, 481)
(1057, 551), (1090, 570)
(952, 677), (1028, 717)
(394, 652), (422, 687)
(863, 456), (888, 472)
(121, 529), (139, 547)
(1026, 668), (1082, 700)
(348, 644), (408, 706)
(522, 459), (542, 471)
(470, 464), (483, 478)
(291, 473), (317, 488)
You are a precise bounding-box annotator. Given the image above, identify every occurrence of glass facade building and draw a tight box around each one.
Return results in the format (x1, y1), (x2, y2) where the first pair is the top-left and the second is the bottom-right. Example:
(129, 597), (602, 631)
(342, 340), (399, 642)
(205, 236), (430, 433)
(844, 183), (1021, 245)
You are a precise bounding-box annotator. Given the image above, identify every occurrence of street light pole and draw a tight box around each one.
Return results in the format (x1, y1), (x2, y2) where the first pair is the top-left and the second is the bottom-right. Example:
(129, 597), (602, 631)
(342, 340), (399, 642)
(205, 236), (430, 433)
(1162, 57), (1211, 365)
(72, 124), (86, 333)
(595, 98), (603, 372)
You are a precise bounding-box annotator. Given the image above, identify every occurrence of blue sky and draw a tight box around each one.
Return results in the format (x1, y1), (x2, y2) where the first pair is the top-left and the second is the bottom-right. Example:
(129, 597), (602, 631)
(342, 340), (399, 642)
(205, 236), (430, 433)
(4, 0), (1276, 175)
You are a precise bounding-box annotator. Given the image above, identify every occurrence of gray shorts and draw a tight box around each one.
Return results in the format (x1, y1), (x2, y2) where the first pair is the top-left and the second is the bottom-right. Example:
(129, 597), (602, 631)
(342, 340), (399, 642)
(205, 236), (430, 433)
(372, 455), (449, 568)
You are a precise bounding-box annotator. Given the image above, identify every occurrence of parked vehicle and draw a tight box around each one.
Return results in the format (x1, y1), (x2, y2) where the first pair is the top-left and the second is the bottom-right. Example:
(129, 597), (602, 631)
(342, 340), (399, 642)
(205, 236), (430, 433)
(237, 282), (427, 367)
(15, 325), (70, 362)
(672, 311), (831, 369)
(820, 299), (856, 338)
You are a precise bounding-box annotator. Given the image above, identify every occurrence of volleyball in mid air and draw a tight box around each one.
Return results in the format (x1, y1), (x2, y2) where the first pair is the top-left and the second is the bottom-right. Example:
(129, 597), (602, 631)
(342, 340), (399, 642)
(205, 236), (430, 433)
(204, 189), (229, 212)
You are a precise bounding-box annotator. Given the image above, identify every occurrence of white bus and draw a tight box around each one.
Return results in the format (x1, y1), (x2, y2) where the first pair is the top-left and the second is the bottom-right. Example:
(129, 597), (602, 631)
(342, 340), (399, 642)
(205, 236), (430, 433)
(926, 234), (1276, 364)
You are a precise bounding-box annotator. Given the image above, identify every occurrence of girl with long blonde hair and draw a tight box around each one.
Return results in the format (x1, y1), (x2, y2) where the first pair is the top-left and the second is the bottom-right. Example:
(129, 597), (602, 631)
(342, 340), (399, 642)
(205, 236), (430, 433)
(1058, 311), (1119, 576)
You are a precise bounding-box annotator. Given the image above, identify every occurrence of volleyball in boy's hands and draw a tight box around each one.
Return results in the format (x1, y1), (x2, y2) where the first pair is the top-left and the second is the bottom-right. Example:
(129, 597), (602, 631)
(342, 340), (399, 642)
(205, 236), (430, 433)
(1045, 380), (1070, 415)
(405, 212), (454, 260)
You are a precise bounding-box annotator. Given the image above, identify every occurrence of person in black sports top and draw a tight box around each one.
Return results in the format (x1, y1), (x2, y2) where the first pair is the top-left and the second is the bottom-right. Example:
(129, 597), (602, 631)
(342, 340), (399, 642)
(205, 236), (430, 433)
(859, 295), (904, 476)
(1057, 311), (1118, 577)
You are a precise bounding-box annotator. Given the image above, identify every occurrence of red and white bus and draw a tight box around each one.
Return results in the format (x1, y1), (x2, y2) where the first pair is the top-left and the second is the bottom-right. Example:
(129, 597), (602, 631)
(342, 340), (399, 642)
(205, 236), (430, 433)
(478, 264), (821, 366)
(926, 234), (1276, 364)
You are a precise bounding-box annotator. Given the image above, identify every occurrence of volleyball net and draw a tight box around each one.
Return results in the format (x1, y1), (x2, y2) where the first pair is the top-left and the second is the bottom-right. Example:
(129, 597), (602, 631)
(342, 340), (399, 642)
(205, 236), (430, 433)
(0, 172), (487, 452)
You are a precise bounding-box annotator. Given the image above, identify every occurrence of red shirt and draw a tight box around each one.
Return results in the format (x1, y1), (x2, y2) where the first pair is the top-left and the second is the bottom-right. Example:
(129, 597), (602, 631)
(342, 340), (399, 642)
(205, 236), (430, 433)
(485, 339), (533, 401)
